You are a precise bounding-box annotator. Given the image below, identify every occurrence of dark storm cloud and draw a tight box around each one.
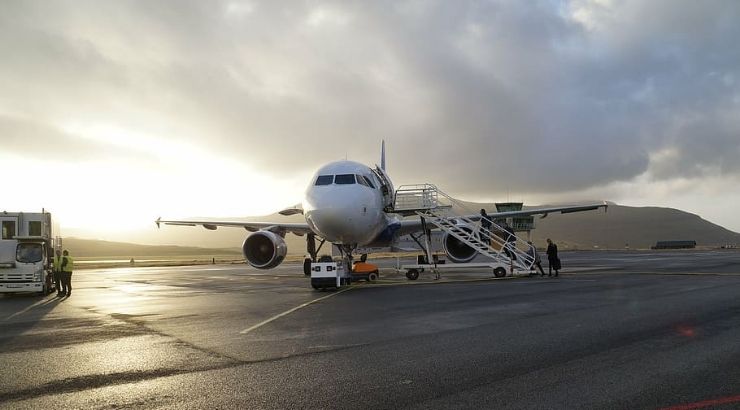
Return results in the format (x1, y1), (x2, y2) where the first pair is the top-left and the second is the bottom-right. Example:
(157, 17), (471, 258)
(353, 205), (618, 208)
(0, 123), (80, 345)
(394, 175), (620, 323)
(1, 0), (739, 196)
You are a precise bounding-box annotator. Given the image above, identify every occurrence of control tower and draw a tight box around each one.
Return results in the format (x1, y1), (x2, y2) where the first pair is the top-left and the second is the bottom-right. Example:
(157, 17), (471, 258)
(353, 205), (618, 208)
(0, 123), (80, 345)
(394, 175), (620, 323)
(493, 202), (535, 241)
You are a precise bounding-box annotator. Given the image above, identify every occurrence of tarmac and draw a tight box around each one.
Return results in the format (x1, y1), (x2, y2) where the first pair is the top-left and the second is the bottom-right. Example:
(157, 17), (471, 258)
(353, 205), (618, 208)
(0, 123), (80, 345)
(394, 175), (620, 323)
(1, 250), (739, 409)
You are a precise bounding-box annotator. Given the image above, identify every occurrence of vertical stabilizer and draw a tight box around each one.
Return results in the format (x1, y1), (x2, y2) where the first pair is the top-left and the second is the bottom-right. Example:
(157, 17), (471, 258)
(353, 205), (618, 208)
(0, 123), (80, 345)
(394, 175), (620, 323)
(381, 140), (386, 171)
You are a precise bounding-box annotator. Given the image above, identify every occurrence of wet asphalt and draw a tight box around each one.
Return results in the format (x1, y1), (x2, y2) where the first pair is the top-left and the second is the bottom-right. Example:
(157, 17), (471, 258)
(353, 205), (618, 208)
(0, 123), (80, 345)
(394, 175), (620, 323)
(1, 250), (740, 409)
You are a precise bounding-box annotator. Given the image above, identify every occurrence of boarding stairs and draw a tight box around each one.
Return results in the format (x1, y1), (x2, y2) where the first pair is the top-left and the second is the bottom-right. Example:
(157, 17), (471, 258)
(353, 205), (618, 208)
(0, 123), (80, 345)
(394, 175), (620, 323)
(393, 184), (535, 271)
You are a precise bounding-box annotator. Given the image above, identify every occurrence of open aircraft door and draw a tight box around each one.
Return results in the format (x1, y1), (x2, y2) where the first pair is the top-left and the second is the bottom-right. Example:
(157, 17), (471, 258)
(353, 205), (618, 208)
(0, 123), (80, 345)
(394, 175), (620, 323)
(372, 165), (395, 211)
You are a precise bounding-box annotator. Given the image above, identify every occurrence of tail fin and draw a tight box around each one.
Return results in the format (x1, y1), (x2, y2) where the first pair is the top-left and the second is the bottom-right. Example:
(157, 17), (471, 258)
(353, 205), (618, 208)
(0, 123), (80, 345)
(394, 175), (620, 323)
(380, 140), (386, 171)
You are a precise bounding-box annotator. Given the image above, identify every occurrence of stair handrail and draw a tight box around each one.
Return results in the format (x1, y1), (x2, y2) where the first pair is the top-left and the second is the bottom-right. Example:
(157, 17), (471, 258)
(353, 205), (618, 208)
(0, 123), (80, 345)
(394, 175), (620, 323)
(427, 207), (534, 270)
(424, 189), (536, 270)
(394, 184), (443, 211)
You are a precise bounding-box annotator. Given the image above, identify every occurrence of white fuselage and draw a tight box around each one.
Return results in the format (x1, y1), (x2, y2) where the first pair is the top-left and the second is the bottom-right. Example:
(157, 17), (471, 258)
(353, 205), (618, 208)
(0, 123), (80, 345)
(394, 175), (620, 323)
(302, 161), (390, 246)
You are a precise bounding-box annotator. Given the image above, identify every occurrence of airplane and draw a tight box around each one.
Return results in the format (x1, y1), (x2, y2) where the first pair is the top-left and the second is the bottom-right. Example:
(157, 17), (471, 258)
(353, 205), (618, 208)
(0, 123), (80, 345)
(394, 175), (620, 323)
(156, 141), (607, 276)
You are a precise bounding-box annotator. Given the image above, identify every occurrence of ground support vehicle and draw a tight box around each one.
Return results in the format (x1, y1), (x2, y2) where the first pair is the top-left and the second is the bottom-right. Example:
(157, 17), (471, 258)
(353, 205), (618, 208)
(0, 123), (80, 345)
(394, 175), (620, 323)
(0, 211), (58, 295)
(310, 262), (351, 290)
(351, 261), (379, 282)
(400, 257), (534, 281)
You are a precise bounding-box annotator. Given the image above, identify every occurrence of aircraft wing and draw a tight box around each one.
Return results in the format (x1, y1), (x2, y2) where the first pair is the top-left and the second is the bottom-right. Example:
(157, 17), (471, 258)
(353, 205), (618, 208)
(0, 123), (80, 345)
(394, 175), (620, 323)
(482, 203), (608, 219)
(394, 203), (607, 236)
(155, 217), (314, 236)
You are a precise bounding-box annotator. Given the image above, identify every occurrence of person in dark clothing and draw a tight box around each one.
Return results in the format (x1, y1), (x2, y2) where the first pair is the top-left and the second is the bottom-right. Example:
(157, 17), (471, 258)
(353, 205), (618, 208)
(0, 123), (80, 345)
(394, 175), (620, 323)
(526, 241), (545, 276)
(53, 249), (63, 296)
(479, 209), (492, 245)
(502, 223), (517, 261)
(546, 238), (559, 277)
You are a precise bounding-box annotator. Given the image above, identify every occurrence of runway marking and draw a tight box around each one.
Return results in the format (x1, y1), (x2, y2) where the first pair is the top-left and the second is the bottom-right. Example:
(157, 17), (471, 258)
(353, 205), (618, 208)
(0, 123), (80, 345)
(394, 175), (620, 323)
(239, 287), (353, 334)
(637, 272), (740, 276)
(659, 394), (740, 410)
(369, 277), (514, 287)
(367, 275), (593, 287)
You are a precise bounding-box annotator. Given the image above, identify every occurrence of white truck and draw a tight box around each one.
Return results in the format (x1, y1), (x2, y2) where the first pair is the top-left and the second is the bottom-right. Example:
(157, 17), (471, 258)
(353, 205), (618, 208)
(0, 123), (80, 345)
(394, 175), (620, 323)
(0, 211), (58, 295)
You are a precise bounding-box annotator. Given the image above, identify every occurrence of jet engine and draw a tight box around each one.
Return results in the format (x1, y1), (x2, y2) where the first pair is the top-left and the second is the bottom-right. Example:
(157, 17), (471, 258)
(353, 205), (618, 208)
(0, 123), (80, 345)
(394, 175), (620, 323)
(242, 231), (287, 269)
(442, 225), (477, 263)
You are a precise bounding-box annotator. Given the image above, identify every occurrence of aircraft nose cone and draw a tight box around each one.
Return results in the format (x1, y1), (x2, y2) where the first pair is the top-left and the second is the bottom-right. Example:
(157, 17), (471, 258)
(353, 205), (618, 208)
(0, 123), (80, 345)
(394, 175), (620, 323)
(304, 190), (363, 243)
(305, 208), (356, 242)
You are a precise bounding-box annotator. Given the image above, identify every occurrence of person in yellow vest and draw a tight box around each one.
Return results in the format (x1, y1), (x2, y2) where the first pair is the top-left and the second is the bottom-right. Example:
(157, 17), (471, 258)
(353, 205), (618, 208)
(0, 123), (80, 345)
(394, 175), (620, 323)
(60, 249), (74, 297)
(53, 249), (63, 297)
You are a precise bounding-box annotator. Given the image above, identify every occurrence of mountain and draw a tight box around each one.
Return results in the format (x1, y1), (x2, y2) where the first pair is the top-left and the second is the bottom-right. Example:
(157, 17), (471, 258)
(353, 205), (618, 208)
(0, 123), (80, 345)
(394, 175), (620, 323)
(528, 204), (740, 249)
(63, 202), (740, 254)
(63, 237), (242, 259)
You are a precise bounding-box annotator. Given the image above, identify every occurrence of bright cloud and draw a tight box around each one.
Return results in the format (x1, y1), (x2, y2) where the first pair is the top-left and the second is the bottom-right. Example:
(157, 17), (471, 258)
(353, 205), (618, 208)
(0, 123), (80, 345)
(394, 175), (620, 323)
(1, 0), (739, 235)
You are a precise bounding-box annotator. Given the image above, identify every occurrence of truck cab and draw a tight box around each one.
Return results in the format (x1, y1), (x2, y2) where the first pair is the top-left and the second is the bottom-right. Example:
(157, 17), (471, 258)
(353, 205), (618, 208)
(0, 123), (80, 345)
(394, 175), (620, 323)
(0, 212), (57, 295)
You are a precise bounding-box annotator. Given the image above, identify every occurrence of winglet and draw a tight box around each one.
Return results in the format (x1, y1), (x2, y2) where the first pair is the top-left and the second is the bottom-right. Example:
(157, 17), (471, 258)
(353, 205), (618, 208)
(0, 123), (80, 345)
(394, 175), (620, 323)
(156, 217), (161, 229)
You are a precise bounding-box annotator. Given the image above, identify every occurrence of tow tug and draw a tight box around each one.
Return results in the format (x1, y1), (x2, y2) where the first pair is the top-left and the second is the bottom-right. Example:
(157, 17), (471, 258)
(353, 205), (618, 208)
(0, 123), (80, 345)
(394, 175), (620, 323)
(310, 256), (379, 290)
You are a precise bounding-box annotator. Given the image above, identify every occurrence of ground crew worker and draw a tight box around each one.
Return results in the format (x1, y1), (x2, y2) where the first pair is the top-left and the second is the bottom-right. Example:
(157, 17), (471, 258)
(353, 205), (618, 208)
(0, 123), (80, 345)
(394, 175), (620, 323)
(546, 238), (559, 277)
(53, 249), (63, 296)
(60, 249), (74, 297)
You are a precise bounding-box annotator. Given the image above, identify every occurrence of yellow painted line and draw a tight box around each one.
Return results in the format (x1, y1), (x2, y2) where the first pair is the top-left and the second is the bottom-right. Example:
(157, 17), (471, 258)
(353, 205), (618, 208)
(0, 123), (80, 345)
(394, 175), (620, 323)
(368, 275), (522, 287)
(239, 287), (353, 335)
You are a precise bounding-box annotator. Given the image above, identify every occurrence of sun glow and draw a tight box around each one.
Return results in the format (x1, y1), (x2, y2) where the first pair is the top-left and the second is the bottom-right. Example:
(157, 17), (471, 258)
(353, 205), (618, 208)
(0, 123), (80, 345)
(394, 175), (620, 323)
(2, 123), (311, 238)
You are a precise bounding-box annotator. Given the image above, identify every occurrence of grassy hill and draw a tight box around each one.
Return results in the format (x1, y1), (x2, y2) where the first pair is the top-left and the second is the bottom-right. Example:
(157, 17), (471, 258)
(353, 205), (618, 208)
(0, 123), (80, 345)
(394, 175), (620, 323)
(65, 202), (740, 257)
(62, 237), (242, 259)
(530, 204), (740, 249)
(454, 200), (740, 249)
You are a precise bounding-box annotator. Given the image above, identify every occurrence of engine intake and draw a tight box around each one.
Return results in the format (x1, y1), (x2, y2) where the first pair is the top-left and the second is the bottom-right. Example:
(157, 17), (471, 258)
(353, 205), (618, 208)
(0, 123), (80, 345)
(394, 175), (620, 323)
(242, 231), (287, 269)
(443, 226), (477, 263)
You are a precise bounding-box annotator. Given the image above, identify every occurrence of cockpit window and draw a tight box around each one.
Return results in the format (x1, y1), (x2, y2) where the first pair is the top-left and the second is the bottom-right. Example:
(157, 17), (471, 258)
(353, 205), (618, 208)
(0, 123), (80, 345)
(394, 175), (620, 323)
(315, 175), (334, 186)
(362, 175), (376, 189)
(356, 175), (368, 187)
(334, 174), (356, 184)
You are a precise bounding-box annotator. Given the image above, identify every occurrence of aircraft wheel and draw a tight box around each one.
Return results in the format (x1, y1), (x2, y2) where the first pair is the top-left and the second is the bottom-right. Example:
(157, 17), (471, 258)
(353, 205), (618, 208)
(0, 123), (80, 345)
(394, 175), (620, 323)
(318, 255), (333, 262)
(303, 258), (312, 276)
(406, 269), (419, 281)
(493, 267), (507, 278)
(368, 271), (378, 282)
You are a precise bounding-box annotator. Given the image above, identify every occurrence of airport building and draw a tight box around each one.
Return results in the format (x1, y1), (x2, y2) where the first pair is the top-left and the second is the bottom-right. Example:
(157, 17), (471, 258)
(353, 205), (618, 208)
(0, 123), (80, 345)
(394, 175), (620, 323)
(651, 240), (697, 249)
(492, 202), (535, 241)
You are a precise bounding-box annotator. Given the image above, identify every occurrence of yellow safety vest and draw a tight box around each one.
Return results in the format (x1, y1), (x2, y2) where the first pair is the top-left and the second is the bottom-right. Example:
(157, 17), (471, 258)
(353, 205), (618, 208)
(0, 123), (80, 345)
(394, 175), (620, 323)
(61, 255), (74, 272)
(53, 256), (62, 271)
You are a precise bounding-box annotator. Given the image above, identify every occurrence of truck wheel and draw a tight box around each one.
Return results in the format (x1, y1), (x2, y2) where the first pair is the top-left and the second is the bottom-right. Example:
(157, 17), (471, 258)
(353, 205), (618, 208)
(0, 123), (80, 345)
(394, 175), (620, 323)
(368, 272), (378, 282)
(303, 258), (312, 276)
(406, 269), (419, 281)
(493, 267), (506, 278)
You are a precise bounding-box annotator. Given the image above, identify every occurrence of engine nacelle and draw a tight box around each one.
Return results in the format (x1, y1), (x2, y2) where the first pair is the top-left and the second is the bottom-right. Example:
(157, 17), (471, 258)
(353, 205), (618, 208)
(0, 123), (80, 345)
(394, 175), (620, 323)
(443, 225), (477, 263)
(242, 231), (287, 269)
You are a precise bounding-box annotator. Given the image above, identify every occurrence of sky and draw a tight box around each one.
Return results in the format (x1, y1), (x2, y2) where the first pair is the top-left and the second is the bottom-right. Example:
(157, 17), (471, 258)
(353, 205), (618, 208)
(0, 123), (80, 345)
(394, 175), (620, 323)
(1, 0), (739, 241)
